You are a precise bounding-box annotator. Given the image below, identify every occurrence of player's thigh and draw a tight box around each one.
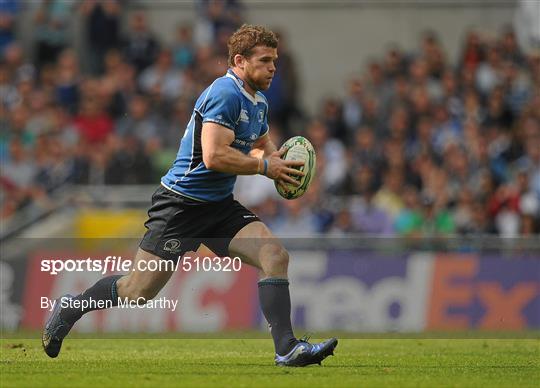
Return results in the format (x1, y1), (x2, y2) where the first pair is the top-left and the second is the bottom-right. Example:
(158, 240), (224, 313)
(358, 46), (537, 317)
(116, 248), (175, 298)
(228, 221), (288, 272)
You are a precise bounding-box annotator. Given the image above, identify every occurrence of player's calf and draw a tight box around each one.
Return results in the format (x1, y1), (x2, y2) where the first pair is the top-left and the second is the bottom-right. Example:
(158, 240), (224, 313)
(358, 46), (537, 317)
(116, 274), (162, 303)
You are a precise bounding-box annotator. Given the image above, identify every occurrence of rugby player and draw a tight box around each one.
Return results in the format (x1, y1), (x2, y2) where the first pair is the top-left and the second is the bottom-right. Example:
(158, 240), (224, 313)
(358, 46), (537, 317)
(43, 24), (338, 367)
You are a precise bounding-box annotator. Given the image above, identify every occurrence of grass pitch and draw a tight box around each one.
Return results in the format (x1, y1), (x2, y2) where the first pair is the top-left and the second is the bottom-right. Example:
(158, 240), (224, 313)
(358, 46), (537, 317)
(1, 334), (539, 387)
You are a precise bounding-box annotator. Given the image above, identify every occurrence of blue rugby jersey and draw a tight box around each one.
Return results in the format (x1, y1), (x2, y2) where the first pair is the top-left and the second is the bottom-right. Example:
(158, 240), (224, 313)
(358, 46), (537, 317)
(161, 69), (269, 202)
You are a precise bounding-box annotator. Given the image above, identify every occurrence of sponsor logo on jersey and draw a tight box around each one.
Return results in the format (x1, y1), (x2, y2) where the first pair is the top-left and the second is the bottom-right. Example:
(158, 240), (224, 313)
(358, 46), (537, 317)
(233, 138), (255, 148)
(239, 109), (250, 123)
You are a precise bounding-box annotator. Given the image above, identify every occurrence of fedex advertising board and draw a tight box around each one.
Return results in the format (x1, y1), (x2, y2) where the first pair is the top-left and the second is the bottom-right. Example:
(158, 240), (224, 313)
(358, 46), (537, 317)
(2, 250), (538, 332)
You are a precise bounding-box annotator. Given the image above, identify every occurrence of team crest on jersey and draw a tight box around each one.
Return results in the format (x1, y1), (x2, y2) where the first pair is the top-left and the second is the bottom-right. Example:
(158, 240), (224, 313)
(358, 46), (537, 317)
(258, 110), (264, 123)
(239, 109), (250, 123)
(250, 133), (258, 140)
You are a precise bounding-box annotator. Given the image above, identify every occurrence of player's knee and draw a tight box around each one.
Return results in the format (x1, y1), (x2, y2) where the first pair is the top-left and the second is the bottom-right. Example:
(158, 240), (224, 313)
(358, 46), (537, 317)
(276, 247), (289, 270)
(127, 286), (158, 302)
(262, 244), (289, 274)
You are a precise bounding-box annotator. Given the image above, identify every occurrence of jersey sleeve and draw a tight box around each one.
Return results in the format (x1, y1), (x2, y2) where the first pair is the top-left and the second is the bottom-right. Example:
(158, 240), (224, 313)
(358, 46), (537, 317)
(200, 88), (241, 131)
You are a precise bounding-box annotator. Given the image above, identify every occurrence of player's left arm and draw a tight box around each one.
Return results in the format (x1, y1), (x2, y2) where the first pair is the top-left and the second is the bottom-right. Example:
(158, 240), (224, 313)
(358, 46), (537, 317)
(249, 132), (277, 159)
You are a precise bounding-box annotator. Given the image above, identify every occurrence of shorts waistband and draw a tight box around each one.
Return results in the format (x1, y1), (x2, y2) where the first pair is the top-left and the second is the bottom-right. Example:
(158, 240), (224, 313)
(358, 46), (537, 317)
(159, 182), (233, 204)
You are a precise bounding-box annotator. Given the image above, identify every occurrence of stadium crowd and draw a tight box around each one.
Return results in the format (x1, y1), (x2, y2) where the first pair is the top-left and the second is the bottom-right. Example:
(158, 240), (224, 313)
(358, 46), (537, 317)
(1, 1), (539, 237)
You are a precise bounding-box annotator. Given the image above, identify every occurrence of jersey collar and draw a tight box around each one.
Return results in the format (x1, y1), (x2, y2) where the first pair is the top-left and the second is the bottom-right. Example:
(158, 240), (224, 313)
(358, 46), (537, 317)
(226, 69), (259, 105)
(227, 69), (244, 86)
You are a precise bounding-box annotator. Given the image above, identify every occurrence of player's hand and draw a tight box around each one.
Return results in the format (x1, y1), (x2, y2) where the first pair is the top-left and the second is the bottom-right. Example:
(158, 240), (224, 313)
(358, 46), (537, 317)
(265, 148), (305, 186)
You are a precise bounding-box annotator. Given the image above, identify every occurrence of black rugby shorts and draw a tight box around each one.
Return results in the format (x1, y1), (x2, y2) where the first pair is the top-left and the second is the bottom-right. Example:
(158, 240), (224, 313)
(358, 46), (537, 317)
(139, 185), (260, 261)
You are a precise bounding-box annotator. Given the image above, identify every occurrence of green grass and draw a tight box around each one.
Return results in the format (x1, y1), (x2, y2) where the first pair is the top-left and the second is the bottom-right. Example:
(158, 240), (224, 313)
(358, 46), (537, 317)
(1, 335), (539, 387)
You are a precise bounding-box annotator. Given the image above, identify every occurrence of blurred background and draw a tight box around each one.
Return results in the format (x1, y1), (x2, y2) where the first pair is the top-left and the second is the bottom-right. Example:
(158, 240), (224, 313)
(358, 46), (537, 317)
(1, 0), (539, 334)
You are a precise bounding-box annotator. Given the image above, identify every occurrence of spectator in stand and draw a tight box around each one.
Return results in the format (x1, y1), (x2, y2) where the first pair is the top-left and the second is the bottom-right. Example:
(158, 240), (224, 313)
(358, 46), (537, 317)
(476, 43), (504, 97)
(101, 51), (137, 118)
(80, 0), (122, 75)
(0, 60), (20, 109)
(320, 97), (347, 142)
(139, 48), (184, 102)
(4, 42), (33, 83)
(343, 77), (363, 137)
(54, 49), (80, 115)
(33, 0), (73, 69)
(501, 60), (531, 115)
(431, 103), (462, 156)
(73, 95), (113, 146)
(484, 86), (515, 130)
(395, 185), (422, 235)
(500, 26), (526, 66)
(396, 192), (455, 236)
(272, 198), (318, 237)
(3, 105), (33, 149)
(341, 165), (378, 197)
(1, 138), (45, 217)
(350, 189), (394, 235)
(34, 129), (74, 193)
(419, 193), (455, 236)
(359, 93), (383, 132)
(385, 75), (408, 119)
(164, 97), (192, 147)
(373, 168), (405, 218)
(408, 86), (432, 130)
(363, 60), (388, 104)
(406, 115), (435, 162)
(252, 197), (283, 232)
(351, 126), (383, 171)
(196, 0), (243, 44)
(420, 30), (447, 79)
(408, 57), (442, 102)
(122, 11), (160, 74)
(462, 89), (484, 124)
(104, 134), (154, 185)
(327, 206), (356, 236)
(0, 0), (18, 56)
(115, 94), (163, 144)
(452, 188), (476, 234)
(441, 69), (463, 120)
(460, 30), (485, 72)
(172, 24), (195, 70)
(383, 45), (407, 80)
(515, 169), (539, 235)
(385, 105), (410, 142)
(306, 119), (347, 193)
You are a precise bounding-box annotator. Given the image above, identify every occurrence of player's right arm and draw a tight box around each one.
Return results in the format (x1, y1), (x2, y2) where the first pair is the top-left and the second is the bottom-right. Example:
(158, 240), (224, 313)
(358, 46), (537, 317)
(201, 122), (304, 185)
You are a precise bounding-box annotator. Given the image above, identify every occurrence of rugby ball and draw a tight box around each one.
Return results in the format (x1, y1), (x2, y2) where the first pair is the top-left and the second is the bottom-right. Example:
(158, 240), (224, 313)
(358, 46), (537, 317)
(275, 136), (316, 200)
